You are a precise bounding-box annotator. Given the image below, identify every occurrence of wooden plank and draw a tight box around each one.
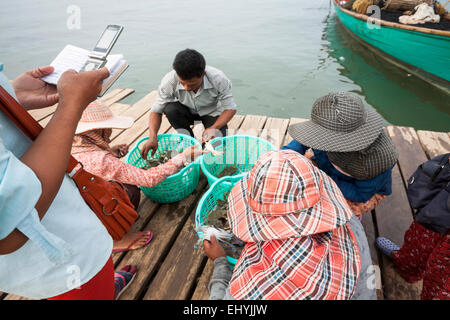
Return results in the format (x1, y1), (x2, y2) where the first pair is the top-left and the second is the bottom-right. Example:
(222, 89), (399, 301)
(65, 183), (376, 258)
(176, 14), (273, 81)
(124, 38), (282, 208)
(131, 115), (173, 149)
(109, 102), (132, 115)
(38, 115), (52, 127)
(116, 177), (208, 300)
(99, 88), (135, 107)
(191, 259), (214, 300)
(29, 104), (57, 122)
(360, 212), (380, 267)
(282, 117), (308, 146)
(34, 89), (134, 129)
(360, 211), (384, 300)
(110, 110), (151, 146)
(374, 164), (422, 300)
(374, 167), (413, 247)
(416, 130), (450, 159)
(383, 126), (428, 299)
(260, 117), (290, 149)
(187, 115), (251, 299)
(34, 89), (135, 128)
(226, 114), (245, 135)
(142, 210), (206, 300)
(236, 114), (267, 136)
(112, 195), (160, 267)
(110, 91), (157, 141)
(98, 88), (124, 104)
(190, 114), (246, 143)
(386, 126), (429, 185)
(3, 294), (34, 300)
(146, 113), (251, 300)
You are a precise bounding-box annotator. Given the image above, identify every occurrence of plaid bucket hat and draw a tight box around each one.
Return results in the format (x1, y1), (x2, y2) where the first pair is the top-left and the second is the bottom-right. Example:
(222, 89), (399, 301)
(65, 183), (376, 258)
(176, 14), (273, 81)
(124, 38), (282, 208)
(227, 150), (361, 300)
(288, 92), (384, 152)
(326, 131), (398, 180)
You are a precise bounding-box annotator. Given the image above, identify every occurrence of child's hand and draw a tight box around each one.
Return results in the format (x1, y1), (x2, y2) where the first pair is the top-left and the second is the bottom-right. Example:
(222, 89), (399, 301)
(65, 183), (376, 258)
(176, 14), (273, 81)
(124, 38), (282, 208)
(203, 235), (226, 261)
(111, 144), (129, 158)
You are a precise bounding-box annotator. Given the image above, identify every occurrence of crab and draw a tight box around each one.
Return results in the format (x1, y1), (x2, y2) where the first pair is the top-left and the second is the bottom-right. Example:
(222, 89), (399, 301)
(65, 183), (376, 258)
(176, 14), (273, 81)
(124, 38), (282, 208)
(143, 150), (179, 169)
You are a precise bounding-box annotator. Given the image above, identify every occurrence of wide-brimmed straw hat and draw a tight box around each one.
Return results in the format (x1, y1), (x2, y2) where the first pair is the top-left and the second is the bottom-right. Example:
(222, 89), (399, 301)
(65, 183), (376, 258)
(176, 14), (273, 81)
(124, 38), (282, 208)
(226, 150), (361, 300)
(287, 92), (384, 152)
(327, 130), (398, 180)
(75, 100), (134, 134)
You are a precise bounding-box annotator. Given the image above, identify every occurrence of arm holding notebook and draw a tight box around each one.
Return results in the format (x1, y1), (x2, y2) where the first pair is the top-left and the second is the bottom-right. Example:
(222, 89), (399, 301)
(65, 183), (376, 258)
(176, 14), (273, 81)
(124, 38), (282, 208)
(12, 66), (59, 110)
(0, 67), (110, 255)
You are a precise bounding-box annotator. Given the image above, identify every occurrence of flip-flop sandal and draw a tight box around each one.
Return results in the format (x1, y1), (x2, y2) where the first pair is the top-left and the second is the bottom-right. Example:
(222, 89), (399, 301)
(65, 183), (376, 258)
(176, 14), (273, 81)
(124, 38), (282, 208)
(112, 230), (153, 253)
(376, 237), (400, 258)
(114, 265), (137, 300)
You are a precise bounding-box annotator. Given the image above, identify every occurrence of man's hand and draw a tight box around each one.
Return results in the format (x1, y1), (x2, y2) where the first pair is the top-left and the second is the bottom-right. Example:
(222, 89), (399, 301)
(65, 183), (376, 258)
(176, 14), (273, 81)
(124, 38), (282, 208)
(57, 67), (110, 113)
(203, 235), (227, 261)
(201, 110), (236, 143)
(202, 127), (218, 144)
(141, 135), (159, 160)
(12, 66), (59, 110)
(111, 144), (129, 158)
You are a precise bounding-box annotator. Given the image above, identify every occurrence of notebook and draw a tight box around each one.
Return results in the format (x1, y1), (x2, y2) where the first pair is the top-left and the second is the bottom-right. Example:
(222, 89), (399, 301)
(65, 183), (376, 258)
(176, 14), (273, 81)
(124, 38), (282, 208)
(41, 44), (129, 96)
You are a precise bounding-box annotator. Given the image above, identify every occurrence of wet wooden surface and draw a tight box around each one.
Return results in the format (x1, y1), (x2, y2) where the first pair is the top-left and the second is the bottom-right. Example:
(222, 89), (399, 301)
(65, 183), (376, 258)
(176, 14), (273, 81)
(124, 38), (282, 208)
(3, 89), (449, 300)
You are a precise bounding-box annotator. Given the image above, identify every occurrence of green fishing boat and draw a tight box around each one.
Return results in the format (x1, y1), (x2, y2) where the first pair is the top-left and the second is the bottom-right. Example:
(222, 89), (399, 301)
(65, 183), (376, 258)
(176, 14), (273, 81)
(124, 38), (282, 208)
(333, 0), (450, 94)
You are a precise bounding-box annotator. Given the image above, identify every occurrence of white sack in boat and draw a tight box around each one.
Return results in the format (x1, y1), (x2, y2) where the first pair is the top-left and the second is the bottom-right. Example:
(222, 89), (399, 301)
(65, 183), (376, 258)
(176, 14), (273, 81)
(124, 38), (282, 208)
(399, 3), (440, 24)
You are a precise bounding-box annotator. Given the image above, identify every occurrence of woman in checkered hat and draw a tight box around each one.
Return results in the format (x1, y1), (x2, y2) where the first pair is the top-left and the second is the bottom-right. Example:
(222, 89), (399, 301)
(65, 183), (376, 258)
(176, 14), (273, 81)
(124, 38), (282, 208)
(72, 100), (204, 254)
(204, 150), (376, 300)
(283, 92), (398, 217)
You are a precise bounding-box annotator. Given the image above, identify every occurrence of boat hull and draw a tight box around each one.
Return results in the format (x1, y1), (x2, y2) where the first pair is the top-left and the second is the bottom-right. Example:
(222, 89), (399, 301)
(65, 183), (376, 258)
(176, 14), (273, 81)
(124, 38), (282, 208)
(333, 2), (450, 91)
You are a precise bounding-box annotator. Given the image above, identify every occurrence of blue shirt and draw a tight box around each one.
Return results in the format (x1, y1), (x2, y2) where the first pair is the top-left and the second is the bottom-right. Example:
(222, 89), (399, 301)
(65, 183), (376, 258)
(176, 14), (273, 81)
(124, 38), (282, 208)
(0, 67), (112, 299)
(282, 140), (392, 203)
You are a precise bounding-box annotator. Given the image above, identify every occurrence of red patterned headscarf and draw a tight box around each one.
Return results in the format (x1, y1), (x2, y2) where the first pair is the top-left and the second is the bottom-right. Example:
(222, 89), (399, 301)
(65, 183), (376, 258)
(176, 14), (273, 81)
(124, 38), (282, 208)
(227, 150), (361, 300)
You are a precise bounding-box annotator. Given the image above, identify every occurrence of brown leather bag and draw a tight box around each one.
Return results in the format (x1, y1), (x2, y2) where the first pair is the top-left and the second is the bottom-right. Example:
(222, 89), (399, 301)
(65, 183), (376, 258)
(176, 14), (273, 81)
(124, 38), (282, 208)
(0, 86), (138, 240)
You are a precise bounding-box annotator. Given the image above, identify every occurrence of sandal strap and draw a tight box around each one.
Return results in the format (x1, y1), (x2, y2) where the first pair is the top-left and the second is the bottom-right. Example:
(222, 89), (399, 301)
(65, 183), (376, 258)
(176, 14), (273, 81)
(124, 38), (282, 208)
(125, 231), (151, 251)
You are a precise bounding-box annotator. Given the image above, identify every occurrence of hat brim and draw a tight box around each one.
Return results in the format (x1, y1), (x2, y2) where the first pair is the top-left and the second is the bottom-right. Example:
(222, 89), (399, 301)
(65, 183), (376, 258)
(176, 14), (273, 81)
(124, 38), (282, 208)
(287, 109), (384, 152)
(227, 171), (353, 243)
(75, 115), (134, 134)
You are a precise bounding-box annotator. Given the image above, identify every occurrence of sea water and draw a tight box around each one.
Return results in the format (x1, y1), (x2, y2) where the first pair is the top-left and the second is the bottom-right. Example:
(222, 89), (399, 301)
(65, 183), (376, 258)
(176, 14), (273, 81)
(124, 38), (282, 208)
(1, 0), (449, 131)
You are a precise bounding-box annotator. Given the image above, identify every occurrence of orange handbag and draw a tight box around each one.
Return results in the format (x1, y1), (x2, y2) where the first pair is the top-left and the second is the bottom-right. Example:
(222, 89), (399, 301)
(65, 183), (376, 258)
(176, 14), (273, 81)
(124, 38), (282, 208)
(0, 86), (138, 240)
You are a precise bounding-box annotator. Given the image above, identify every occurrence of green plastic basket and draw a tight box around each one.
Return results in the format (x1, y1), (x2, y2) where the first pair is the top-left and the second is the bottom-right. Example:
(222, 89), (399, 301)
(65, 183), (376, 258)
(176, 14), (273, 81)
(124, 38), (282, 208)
(125, 134), (200, 203)
(195, 176), (243, 268)
(200, 135), (276, 187)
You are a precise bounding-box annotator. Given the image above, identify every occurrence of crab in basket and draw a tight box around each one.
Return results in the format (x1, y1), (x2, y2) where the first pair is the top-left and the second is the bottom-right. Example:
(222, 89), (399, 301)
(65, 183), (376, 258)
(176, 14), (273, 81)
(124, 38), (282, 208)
(195, 191), (245, 259)
(143, 149), (180, 169)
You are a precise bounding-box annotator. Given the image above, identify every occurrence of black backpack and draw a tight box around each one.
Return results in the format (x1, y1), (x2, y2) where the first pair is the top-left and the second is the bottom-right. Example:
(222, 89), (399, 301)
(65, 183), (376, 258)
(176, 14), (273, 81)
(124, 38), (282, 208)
(407, 153), (450, 235)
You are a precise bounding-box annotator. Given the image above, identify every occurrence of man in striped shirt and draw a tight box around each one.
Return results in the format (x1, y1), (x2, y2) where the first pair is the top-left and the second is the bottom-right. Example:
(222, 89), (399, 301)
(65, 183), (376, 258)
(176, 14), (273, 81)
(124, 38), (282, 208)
(141, 49), (237, 159)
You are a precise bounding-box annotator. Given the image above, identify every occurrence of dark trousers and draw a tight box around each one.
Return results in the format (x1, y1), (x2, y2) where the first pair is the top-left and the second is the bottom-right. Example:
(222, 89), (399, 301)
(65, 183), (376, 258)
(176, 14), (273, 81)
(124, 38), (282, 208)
(122, 183), (141, 210)
(163, 102), (227, 138)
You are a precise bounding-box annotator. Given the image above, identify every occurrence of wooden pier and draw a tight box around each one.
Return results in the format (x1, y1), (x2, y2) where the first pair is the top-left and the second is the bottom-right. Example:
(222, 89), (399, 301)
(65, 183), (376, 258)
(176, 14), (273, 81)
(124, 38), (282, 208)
(2, 88), (450, 300)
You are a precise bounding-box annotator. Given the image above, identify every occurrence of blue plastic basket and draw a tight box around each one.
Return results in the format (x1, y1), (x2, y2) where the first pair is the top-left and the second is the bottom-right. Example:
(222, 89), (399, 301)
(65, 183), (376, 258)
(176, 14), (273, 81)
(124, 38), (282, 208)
(195, 176), (243, 268)
(125, 134), (201, 203)
(200, 135), (276, 187)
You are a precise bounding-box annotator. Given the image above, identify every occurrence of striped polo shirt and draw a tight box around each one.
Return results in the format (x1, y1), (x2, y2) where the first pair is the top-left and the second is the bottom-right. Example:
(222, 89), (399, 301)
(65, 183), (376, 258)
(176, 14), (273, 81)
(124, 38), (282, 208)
(150, 66), (237, 117)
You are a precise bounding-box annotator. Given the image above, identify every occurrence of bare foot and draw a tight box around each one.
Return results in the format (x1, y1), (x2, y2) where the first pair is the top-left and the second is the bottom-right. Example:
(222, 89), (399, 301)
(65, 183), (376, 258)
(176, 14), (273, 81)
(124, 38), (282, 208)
(112, 230), (153, 253)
